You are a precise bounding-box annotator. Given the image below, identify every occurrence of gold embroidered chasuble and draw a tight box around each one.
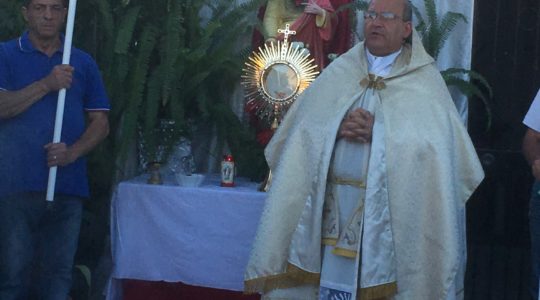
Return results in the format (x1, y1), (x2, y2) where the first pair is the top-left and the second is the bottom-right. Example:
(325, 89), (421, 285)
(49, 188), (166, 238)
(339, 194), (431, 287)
(245, 30), (484, 300)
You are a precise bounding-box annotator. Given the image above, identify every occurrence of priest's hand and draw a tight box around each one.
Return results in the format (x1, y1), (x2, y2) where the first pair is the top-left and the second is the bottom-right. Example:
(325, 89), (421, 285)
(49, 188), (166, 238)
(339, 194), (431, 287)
(44, 142), (77, 167)
(338, 108), (374, 143)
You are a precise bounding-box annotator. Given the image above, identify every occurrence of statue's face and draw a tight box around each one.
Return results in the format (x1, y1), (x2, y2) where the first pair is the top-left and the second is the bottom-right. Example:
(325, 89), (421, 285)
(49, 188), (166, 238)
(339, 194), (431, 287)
(364, 0), (412, 56)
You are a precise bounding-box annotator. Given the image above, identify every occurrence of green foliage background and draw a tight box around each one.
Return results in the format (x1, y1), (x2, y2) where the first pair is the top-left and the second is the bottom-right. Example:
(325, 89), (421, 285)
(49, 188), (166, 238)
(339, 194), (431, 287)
(0, 2), (267, 294)
(2, 0), (269, 192)
(82, 0), (267, 186)
(1, 0), (492, 196)
(0, 0), (25, 41)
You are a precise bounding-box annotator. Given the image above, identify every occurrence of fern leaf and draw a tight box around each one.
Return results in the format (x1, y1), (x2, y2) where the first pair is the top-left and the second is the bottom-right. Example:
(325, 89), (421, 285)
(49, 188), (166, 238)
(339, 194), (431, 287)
(424, 0), (438, 28)
(160, 0), (183, 106)
(117, 25), (159, 162)
(444, 75), (492, 129)
(143, 66), (164, 136)
(94, 0), (114, 41)
(435, 12), (467, 58)
(114, 6), (141, 54)
(442, 68), (493, 98)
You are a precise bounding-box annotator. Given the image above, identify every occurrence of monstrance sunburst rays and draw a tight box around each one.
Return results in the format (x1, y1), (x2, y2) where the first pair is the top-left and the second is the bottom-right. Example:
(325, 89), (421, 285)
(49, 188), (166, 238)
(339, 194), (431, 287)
(242, 27), (319, 128)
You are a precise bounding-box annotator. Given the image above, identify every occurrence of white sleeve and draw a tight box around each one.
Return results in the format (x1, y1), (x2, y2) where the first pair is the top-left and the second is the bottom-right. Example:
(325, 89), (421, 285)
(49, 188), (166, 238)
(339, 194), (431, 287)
(523, 88), (540, 132)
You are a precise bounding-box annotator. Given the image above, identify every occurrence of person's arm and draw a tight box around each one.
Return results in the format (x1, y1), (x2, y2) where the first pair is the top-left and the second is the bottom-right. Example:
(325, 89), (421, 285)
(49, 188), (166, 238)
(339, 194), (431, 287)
(0, 64), (74, 119)
(523, 128), (540, 165)
(45, 110), (109, 167)
(523, 128), (540, 180)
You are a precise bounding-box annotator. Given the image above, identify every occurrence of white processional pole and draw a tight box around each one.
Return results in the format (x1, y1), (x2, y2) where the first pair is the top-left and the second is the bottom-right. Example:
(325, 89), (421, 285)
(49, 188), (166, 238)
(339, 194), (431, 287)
(46, 0), (78, 202)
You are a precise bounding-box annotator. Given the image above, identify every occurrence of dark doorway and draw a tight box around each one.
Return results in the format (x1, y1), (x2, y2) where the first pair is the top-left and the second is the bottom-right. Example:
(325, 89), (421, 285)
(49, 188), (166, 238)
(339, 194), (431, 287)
(466, 0), (540, 299)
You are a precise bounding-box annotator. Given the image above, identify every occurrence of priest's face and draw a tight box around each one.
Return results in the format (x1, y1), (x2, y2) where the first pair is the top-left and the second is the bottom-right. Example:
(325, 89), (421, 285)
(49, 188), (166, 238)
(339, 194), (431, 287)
(364, 0), (412, 56)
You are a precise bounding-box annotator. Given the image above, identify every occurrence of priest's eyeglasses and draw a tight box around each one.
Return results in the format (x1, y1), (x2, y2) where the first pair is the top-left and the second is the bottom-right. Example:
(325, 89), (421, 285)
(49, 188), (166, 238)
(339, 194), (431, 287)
(364, 11), (402, 21)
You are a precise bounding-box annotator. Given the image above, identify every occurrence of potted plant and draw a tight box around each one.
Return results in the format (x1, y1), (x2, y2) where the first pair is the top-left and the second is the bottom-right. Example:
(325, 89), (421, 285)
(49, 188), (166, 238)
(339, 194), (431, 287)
(87, 0), (267, 182)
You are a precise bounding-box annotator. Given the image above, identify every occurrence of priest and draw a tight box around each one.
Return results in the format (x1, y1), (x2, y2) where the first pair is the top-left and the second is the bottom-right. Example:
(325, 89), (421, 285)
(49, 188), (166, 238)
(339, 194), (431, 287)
(244, 0), (484, 299)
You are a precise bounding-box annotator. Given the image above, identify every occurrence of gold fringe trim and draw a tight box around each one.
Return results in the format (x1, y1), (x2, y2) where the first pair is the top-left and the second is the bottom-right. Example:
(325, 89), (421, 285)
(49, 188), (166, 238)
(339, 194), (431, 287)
(328, 175), (366, 189)
(331, 247), (357, 258)
(358, 281), (398, 300)
(322, 238), (337, 246)
(244, 263), (320, 295)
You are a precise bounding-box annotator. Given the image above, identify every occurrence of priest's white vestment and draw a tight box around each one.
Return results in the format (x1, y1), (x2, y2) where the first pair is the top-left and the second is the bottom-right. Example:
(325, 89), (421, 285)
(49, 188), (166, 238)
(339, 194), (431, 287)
(244, 30), (485, 300)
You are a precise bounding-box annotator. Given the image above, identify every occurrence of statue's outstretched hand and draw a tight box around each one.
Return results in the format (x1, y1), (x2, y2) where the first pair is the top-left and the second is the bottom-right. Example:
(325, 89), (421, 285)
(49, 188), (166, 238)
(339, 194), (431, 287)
(301, 1), (325, 16)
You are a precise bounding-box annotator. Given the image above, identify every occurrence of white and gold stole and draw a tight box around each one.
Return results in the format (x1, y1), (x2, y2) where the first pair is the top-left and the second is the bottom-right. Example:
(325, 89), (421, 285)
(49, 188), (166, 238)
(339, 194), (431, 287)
(319, 48), (401, 300)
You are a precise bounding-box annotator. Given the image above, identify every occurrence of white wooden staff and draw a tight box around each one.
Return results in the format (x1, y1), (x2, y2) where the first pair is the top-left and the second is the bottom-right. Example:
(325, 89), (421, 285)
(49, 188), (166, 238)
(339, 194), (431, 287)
(46, 0), (79, 202)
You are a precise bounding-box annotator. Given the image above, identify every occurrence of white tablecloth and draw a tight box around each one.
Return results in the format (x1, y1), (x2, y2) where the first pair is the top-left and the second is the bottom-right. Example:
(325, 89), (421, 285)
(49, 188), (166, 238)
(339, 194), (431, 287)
(106, 174), (266, 299)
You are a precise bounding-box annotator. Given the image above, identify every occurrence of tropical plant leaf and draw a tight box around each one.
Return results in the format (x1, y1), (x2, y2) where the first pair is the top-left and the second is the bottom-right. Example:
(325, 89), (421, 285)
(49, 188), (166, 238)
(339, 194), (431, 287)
(116, 24), (159, 161)
(434, 12), (467, 59)
(113, 6), (141, 55)
(441, 68), (493, 99)
(0, 0), (25, 41)
(160, 0), (183, 106)
(442, 67), (492, 128)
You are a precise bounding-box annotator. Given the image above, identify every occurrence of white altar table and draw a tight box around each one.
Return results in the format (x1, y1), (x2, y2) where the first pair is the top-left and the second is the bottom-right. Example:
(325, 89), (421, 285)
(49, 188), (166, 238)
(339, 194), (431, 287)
(106, 174), (266, 299)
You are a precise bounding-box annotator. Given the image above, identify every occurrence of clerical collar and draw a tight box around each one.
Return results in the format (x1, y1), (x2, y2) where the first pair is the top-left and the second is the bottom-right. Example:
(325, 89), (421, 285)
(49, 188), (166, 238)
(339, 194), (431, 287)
(366, 48), (402, 77)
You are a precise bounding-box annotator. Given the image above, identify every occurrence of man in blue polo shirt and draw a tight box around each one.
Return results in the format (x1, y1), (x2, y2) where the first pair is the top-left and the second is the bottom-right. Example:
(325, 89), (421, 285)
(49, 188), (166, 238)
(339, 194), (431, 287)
(0, 0), (110, 298)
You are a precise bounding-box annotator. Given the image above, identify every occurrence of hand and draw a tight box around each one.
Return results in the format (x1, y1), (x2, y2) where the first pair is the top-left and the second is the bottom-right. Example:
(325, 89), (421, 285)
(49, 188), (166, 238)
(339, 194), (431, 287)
(302, 1), (325, 16)
(44, 142), (76, 167)
(39, 64), (74, 92)
(533, 159), (540, 181)
(338, 108), (374, 143)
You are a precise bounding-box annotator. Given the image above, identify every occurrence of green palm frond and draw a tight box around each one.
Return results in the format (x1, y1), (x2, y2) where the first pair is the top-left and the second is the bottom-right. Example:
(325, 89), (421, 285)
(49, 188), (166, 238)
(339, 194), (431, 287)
(430, 12), (467, 59)
(160, 0), (183, 106)
(442, 68), (493, 129)
(143, 65), (164, 136)
(117, 24), (159, 161)
(441, 68), (493, 100)
(424, 0), (438, 31)
(113, 6), (141, 55)
(80, 0), (267, 179)
(94, 0), (114, 41)
(412, 5), (426, 36)
(0, 0), (25, 40)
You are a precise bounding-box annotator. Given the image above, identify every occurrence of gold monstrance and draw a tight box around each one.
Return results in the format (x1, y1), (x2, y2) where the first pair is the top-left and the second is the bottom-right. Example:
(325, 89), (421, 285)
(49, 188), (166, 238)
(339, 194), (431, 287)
(242, 24), (319, 191)
(242, 24), (319, 129)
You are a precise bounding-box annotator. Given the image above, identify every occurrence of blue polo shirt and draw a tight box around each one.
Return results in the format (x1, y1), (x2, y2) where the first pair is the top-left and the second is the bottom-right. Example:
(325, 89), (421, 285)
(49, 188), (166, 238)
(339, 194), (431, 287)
(0, 32), (110, 198)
